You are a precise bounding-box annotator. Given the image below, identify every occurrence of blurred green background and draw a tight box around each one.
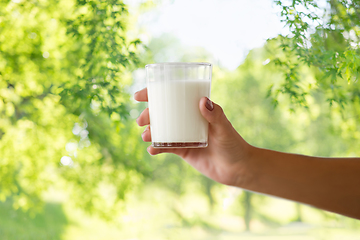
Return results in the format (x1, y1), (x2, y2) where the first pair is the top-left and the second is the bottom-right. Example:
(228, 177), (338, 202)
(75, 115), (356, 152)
(1, 0), (360, 239)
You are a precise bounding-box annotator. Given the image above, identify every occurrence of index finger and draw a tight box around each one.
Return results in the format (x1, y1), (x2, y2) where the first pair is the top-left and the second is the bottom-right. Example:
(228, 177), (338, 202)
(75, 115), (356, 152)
(134, 88), (148, 102)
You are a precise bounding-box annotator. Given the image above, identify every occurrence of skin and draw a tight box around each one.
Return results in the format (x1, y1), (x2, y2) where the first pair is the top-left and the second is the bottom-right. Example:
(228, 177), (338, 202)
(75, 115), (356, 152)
(134, 87), (360, 220)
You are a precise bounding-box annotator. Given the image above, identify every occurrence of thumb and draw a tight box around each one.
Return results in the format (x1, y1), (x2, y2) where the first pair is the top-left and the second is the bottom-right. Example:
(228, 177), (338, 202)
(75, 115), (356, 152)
(199, 97), (238, 142)
(199, 97), (230, 127)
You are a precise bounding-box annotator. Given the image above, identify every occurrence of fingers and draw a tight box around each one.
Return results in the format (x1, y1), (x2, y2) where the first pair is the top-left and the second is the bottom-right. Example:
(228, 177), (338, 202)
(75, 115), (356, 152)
(136, 108), (150, 126)
(134, 88), (148, 102)
(141, 126), (188, 157)
(147, 145), (188, 157)
(141, 125), (151, 142)
(141, 127), (187, 157)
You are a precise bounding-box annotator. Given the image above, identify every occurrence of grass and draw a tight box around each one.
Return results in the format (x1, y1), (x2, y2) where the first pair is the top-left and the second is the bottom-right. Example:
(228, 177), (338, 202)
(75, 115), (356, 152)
(1, 185), (360, 240)
(0, 199), (68, 240)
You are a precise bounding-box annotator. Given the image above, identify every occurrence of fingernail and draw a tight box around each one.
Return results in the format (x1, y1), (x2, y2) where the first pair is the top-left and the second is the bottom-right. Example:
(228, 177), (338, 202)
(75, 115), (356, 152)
(205, 97), (214, 111)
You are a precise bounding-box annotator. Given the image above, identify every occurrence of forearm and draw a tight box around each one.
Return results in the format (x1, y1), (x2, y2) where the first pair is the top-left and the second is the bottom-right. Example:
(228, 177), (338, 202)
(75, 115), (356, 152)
(238, 146), (360, 219)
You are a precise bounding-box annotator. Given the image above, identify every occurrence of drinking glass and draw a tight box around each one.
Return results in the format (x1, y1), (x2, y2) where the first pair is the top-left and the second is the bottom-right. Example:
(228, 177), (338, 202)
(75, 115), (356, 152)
(146, 62), (212, 148)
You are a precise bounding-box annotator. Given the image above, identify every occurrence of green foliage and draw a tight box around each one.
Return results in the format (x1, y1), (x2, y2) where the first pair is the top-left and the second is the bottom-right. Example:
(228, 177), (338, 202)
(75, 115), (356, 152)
(271, 0), (360, 110)
(2, 0), (360, 233)
(0, 0), (150, 218)
(60, 0), (142, 117)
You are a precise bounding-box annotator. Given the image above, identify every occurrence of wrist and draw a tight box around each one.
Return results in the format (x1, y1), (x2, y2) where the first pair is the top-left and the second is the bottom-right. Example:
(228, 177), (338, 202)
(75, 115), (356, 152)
(231, 142), (259, 188)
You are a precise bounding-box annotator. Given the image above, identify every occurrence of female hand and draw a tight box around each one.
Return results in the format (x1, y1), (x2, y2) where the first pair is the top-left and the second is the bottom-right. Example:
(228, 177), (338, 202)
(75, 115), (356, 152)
(134, 88), (252, 186)
(135, 88), (360, 219)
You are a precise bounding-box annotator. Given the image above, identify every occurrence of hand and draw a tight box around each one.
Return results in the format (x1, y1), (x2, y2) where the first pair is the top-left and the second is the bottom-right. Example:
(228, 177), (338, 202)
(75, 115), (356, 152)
(135, 88), (360, 219)
(134, 88), (252, 186)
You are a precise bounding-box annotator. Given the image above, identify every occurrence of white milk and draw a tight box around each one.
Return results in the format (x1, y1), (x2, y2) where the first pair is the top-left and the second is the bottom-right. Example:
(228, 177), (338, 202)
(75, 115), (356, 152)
(147, 80), (211, 144)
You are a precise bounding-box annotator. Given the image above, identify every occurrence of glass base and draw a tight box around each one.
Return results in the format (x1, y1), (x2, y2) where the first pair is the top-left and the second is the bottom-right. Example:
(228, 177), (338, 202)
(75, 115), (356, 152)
(152, 142), (208, 148)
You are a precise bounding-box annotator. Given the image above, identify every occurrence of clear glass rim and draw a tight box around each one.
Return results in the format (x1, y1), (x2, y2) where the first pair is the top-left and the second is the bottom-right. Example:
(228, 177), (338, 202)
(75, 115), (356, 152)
(145, 62), (212, 68)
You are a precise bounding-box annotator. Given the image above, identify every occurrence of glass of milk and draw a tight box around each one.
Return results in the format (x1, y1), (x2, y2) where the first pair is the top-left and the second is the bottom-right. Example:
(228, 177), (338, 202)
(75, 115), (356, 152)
(146, 62), (212, 148)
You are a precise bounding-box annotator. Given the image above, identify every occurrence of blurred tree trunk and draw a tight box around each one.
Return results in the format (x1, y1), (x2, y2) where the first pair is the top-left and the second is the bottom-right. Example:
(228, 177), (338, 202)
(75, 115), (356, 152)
(295, 203), (302, 222)
(201, 177), (216, 213)
(243, 191), (253, 231)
